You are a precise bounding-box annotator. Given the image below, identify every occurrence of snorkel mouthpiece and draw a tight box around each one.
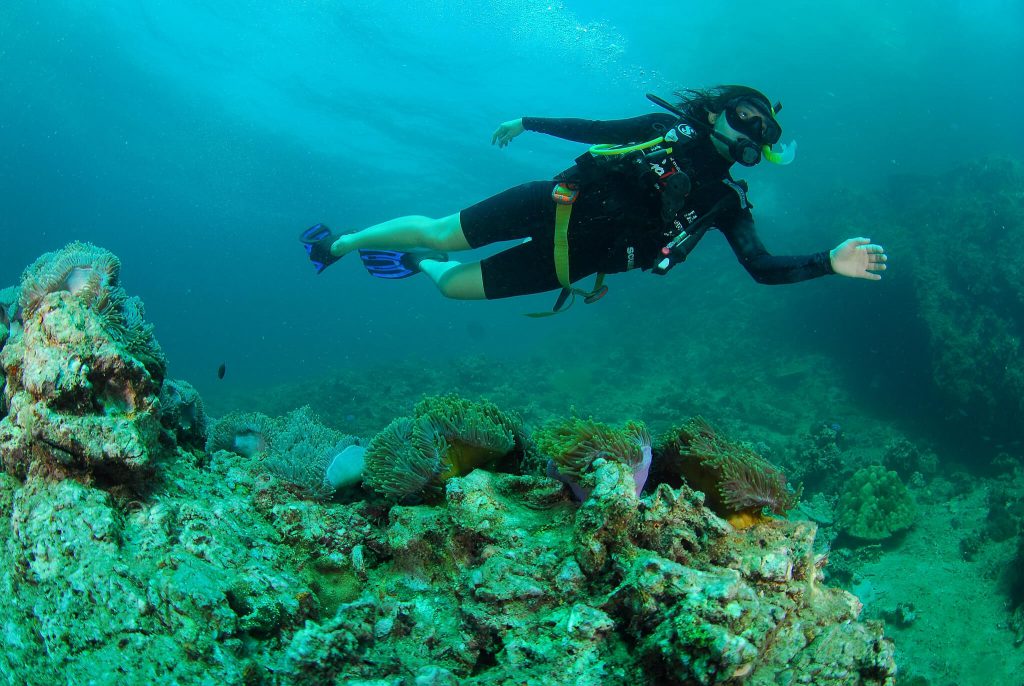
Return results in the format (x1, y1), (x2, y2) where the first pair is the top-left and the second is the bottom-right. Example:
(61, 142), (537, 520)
(762, 140), (797, 165)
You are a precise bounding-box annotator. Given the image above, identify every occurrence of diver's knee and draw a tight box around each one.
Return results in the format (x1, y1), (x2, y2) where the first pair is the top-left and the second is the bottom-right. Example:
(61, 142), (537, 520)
(436, 263), (485, 300)
(428, 214), (469, 251)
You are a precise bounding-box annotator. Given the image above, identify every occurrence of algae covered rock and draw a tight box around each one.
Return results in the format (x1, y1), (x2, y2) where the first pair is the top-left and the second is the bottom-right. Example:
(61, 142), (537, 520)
(0, 449), (320, 685)
(836, 465), (918, 540)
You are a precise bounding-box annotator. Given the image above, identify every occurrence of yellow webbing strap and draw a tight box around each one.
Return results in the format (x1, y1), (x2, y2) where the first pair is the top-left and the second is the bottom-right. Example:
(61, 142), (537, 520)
(524, 183), (609, 317)
(553, 201), (573, 290)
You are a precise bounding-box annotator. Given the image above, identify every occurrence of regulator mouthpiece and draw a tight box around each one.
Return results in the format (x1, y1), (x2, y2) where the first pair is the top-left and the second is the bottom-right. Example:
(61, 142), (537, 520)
(762, 140), (797, 165)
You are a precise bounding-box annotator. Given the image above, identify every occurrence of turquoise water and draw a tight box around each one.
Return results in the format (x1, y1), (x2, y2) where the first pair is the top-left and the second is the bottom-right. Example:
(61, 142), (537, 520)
(1, 0), (1019, 393)
(3, 2), (1024, 684)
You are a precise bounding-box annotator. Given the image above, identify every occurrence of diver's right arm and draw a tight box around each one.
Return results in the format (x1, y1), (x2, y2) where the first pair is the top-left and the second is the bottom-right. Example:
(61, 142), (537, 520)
(492, 113), (677, 147)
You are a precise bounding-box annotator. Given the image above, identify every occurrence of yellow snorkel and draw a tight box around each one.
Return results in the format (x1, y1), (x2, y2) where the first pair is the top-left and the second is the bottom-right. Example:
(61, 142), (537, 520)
(762, 140), (797, 165)
(760, 101), (796, 165)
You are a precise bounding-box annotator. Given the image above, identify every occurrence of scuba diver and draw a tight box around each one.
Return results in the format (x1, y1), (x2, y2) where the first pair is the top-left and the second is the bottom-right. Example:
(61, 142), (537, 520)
(301, 85), (886, 314)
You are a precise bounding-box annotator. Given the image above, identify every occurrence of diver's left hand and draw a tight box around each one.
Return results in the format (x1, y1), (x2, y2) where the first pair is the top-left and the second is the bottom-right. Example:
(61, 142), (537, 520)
(830, 237), (887, 280)
(492, 118), (525, 148)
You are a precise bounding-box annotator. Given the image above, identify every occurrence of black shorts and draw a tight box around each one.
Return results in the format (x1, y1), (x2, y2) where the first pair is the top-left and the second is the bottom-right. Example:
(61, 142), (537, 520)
(460, 181), (628, 300)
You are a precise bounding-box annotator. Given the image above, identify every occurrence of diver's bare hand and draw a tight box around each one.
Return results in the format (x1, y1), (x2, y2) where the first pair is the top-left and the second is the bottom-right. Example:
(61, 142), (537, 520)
(830, 237), (887, 280)
(491, 118), (525, 148)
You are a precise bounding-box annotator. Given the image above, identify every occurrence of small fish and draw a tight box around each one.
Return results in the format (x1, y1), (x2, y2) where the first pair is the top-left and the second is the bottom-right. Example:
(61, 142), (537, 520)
(217, 363), (226, 380)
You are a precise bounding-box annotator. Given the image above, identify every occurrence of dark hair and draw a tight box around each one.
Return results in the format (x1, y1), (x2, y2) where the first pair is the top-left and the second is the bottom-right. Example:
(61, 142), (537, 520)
(673, 85), (773, 120)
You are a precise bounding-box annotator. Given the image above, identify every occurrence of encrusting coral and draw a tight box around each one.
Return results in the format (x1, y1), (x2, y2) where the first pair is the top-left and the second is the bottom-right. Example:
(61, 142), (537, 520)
(534, 416), (652, 500)
(363, 394), (525, 503)
(654, 416), (799, 528)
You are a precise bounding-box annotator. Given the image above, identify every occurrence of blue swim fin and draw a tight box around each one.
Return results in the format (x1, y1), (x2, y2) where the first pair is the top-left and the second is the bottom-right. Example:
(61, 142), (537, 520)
(299, 223), (342, 274)
(358, 250), (448, 279)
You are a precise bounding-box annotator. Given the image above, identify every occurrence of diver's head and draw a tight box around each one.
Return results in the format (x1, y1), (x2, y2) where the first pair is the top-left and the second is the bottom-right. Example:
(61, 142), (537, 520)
(708, 93), (781, 166)
(664, 85), (784, 166)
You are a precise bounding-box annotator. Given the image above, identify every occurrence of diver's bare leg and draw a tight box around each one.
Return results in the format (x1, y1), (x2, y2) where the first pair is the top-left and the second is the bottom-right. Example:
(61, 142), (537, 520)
(330, 213), (470, 256)
(418, 260), (486, 300)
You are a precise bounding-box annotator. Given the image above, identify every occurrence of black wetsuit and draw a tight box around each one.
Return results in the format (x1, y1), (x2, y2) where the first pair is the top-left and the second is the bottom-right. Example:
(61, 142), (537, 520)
(460, 113), (834, 299)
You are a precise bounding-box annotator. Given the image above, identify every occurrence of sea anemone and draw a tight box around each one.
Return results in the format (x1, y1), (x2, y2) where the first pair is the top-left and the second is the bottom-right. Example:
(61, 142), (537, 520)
(264, 406), (360, 500)
(657, 417), (798, 528)
(363, 394), (523, 504)
(414, 394), (522, 478)
(18, 243), (166, 382)
(19, 242), (122, 316)
(535, 417), (652, 500)
(206, 411), (279, 458)
(363, 416), (448, 503)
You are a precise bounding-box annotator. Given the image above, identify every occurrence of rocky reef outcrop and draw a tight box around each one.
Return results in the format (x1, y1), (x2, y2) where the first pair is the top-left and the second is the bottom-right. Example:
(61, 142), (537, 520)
(899, 158), (1024, 440)
(0, 242), (167, 484)
(0, 244), (896, 685)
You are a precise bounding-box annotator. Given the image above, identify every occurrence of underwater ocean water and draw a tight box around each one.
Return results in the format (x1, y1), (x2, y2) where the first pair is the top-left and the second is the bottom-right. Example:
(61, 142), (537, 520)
(2, 0), (1024, 684)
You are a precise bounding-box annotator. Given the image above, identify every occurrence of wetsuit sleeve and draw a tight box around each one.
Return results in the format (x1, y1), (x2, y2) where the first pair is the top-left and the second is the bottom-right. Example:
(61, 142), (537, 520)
(721, 213), (835, 284)
(521, 113), (678, 145)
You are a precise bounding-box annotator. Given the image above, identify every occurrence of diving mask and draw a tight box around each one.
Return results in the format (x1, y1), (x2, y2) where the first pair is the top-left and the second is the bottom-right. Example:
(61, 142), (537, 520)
(724, 97), (781, 146)
(712, 97), (795, 166)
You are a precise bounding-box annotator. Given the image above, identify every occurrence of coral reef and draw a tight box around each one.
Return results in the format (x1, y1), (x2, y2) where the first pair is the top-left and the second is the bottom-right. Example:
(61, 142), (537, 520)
(0, 244), (169, 483)
(0, 371), (899, 686)
(835, 466), (918, 541)
(0, 244), (907, 685)
(654, 416), (799, 528)
(882, 437), (939, 481)
(363, 394), (525, 503)
(159, 378), (208, 452)
(888, 157), (1024, 445)
(534, 416), (652, 500)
